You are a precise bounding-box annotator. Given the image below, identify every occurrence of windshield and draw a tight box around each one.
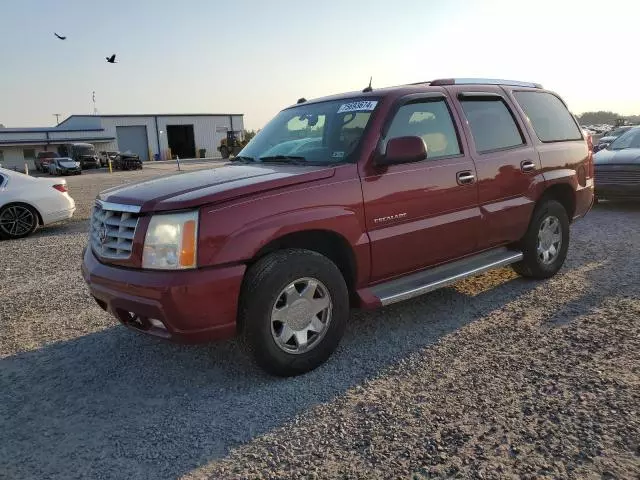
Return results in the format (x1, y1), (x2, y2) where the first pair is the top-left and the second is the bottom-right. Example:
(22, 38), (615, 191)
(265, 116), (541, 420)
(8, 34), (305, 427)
(609, 128), (640, 150)
(238, 98), (379, 164)
(608, 126), (631, 137)
(73, 145), (95, 156)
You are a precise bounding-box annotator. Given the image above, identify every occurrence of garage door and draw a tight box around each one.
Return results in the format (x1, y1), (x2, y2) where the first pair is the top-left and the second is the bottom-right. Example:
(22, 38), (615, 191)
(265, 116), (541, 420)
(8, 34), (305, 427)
(116, 126), (149, 161)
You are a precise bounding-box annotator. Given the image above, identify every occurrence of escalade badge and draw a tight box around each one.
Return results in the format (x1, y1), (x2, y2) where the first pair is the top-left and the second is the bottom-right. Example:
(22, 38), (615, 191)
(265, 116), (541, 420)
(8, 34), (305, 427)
(374, 213), (407, 224)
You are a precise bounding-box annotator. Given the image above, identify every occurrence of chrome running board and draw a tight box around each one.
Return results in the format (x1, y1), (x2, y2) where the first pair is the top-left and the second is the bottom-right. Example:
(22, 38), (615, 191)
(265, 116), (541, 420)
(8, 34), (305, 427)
(371, 248), (523, 306)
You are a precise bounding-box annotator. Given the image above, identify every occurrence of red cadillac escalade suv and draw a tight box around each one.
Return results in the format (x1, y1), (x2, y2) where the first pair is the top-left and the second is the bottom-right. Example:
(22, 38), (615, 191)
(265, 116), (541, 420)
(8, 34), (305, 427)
(82, 78), (594, 376)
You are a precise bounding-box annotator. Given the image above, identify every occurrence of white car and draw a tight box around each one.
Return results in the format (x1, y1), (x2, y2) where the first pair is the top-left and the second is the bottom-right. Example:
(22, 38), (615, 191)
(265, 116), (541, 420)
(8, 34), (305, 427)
(0, 167), (76, 239)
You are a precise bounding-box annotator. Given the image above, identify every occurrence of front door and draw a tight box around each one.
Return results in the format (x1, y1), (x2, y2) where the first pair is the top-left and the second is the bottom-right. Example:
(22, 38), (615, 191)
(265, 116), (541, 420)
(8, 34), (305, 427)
(360, 95), (481, 282)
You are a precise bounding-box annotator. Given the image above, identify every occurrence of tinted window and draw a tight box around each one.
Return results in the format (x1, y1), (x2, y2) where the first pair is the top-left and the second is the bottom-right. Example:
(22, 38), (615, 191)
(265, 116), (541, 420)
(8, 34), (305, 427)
(460, 98), (524, 153)
(384, 100), (461, 158)
(513, 91), (582, 142)
(609, 128), (640, 150)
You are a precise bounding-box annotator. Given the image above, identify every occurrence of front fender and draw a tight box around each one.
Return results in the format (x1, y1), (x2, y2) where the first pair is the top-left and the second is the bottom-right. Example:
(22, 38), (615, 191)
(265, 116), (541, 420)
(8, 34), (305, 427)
(201, 206), (370, 285)
(197, 171), (370, 285)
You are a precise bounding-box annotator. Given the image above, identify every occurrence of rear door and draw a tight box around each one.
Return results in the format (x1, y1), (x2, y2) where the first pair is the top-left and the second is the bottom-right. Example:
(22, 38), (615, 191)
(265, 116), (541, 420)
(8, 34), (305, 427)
(360, 93), (480, 282)
(449, 85), (542, 249)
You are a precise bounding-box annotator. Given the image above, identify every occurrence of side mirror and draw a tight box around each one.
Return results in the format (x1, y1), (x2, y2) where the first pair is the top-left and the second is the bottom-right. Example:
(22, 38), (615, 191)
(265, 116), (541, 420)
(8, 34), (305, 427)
(376, 136), (427, 167)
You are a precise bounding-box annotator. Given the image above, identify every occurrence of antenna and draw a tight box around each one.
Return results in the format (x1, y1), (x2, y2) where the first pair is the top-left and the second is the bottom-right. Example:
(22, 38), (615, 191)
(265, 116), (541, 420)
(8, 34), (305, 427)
(53, 114), (61, 125)
(362, 77), (373, 93)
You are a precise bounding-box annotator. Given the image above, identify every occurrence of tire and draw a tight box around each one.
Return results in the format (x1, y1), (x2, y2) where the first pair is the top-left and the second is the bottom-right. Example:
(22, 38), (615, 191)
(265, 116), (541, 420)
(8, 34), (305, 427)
(512, 199), (570, 279)
(239, 249), (349, 376)
(0, 203), (39, 240)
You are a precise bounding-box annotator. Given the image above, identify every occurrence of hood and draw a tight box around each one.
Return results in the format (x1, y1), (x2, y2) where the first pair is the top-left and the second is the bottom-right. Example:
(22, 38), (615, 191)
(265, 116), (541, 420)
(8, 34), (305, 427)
(594, 148), (640, 165)
(98, 163), (336, 212)
(59, 160), (79, 168)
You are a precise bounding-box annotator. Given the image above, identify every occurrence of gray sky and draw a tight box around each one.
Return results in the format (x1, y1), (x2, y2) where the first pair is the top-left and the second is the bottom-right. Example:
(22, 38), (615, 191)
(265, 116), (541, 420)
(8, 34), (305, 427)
(1, 0), (637, 130)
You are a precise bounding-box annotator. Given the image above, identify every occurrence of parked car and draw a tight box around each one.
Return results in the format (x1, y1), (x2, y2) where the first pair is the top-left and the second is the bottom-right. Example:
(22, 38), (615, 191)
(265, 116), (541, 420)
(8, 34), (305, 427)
(0, 167), (75, 239)
(59, 143), (100, 169)
(34, 151), (60, 172)
(99, 151), (120, 168)
(594, 125), (634, 152)
(594, 126), (640, 201)
(48, 157), (81, 176)
(82, 78), (594, 376)
(113, 152), (143, 171)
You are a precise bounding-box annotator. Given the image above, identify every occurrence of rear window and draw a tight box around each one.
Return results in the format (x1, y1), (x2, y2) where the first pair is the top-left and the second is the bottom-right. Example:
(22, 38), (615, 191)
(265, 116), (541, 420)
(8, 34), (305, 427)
(513, 91), (582, 142)
(460, 98), (524, 153)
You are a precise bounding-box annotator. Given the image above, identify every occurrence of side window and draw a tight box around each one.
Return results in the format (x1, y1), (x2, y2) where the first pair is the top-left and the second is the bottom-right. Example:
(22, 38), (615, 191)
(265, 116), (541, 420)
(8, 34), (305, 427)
(385, 100), (461, 159)
(513, 91), (582, 142)
(460, 98), (525, 153)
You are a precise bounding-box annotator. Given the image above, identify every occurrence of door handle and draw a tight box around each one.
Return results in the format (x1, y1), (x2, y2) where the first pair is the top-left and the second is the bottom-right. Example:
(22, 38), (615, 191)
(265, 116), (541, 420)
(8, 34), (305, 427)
(521, 160), (536, 173)
(456, 171), (475, 185)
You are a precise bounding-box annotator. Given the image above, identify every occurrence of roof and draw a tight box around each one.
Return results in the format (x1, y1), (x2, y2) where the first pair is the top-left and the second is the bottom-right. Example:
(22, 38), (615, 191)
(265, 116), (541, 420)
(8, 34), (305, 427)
(57, 113), (244, 127)
(0, 127), (104, 133)
(0, 136), (115, 145)
(288, 78), (544, 109)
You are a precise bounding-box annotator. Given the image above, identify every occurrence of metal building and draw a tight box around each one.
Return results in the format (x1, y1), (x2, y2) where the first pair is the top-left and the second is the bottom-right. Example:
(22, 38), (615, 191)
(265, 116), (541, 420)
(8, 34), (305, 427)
(0, 113), (244, 169)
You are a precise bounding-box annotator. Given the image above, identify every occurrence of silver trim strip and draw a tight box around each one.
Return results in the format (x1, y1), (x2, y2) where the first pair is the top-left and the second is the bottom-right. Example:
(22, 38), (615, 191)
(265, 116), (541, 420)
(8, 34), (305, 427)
(96, 199), (142, 213)
(379, 252), (524, 306)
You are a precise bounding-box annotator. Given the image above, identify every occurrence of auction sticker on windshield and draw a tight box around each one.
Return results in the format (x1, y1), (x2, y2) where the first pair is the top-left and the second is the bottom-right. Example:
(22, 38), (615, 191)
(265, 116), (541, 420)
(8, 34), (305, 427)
(337, 101), (378, 113)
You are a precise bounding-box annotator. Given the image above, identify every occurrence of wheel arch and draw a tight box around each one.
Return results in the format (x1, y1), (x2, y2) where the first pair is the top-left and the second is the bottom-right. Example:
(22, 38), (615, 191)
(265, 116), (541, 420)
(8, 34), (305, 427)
(0, 201), (44, 226)
(252, 229), (358, 299)
(539, 183), (576, 221)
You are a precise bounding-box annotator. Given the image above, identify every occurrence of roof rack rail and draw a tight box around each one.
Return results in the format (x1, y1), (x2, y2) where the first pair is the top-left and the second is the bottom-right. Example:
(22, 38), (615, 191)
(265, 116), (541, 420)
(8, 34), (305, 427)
(429, 78), (543, 89)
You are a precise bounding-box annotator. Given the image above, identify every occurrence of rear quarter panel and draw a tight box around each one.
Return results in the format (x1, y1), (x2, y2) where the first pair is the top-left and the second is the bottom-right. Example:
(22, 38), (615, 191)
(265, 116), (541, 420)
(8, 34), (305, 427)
(504, 88), (593, 219)
(197, 164), (371, 286)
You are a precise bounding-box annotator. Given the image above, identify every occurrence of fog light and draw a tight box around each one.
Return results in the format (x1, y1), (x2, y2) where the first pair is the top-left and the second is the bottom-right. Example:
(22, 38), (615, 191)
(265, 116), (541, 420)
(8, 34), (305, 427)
(149, 318), (166, 330)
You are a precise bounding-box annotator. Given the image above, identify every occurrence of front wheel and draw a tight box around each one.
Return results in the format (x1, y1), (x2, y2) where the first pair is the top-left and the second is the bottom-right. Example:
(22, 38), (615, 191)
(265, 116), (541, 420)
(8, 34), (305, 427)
(0, 204), (38, 240)
(239, 249), (349, 376)
(512, 199), (570, 279)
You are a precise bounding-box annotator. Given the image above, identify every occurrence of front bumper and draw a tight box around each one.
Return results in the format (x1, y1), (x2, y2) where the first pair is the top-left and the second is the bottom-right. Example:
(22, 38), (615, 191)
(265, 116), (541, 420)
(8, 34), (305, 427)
(81, 247), (246, 343)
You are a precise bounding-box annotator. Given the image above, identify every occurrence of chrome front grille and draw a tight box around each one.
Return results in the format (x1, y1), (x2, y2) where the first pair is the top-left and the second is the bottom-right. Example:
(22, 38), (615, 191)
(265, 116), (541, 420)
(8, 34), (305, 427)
(90, 201), (141, 260)
(595, 167), (640, 186)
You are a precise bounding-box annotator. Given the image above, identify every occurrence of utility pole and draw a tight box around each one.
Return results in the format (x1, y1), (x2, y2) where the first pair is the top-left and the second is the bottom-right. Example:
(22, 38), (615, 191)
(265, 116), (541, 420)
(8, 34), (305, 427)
(92, 91), (97, 115)
(53, 114), (61, 125)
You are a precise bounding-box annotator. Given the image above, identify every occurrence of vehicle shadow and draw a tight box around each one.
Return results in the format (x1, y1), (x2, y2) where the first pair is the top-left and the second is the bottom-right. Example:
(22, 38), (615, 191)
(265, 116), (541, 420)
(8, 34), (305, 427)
(0, 269), (538, 480)
(0, 258), (616, 480)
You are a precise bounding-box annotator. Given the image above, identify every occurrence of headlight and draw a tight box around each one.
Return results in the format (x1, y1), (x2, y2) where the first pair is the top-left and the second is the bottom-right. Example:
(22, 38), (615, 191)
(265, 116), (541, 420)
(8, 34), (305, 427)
(142, 211), (198, 270)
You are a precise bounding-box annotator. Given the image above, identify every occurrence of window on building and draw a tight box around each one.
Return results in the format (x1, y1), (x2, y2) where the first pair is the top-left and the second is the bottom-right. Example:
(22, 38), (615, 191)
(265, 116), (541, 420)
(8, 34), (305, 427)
(384, 100), (461, 159)
(513, 91), (582, 142)
(460, 98), (525, 153)
(23, 148), (36, 160)
(0, 150), (4, 163)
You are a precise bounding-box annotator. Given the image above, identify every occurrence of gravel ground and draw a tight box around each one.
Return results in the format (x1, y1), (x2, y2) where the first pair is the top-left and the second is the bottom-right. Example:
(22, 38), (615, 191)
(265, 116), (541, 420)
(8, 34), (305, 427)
(0, 169), (638, 480)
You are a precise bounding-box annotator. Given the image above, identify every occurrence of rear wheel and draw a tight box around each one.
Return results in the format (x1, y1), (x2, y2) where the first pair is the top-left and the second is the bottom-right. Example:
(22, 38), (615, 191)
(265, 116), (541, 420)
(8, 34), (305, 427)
(0, 204), (38, 240)
(239, 249), (349, 376)
(512, 199), (569, 279)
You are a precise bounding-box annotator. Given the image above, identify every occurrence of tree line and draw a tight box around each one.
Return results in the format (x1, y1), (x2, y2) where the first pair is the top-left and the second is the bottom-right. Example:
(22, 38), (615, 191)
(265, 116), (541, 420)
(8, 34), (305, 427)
(576, 111), (640, 125)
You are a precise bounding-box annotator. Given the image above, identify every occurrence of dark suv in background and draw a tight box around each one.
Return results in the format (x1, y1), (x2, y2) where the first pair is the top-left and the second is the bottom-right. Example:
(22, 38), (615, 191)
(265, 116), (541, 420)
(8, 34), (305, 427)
(34, 151), (60, 172)
(83, 78), (594, 376)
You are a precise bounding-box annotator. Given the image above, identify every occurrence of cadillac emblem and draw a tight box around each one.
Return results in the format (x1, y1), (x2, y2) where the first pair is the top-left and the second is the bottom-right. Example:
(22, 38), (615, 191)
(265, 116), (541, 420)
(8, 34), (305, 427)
(98, 224), (108, 245)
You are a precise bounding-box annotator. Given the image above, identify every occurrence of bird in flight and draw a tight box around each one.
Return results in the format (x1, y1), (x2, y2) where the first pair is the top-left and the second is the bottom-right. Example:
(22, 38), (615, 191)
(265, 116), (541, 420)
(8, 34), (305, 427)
(54, 33), (66, 40)
(106, 54), (117, 63)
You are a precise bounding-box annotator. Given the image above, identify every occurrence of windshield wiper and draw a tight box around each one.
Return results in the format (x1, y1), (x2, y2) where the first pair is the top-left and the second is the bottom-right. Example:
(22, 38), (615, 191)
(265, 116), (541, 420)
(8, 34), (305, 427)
(259, 155), (307, 164)
(230, 155), (256, 162)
